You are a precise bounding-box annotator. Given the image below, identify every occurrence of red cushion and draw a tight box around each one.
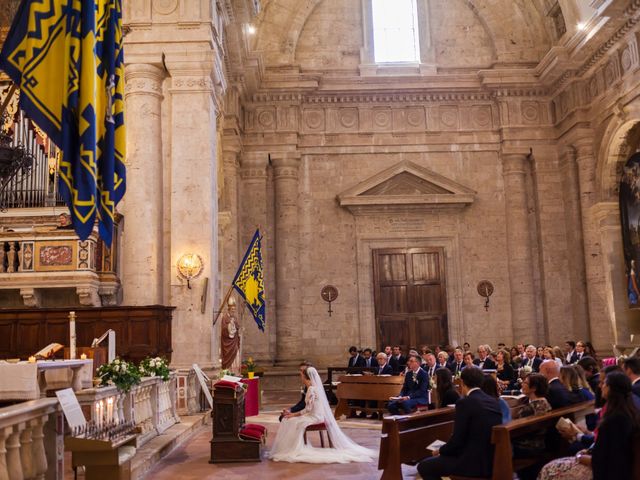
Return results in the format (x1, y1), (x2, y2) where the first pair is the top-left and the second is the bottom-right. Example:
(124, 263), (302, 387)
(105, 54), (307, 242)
(305, 422), (327, 431)
(214, 380), (240, 389)
(239, 427), (264, 441)
(244, 423), (266, 433)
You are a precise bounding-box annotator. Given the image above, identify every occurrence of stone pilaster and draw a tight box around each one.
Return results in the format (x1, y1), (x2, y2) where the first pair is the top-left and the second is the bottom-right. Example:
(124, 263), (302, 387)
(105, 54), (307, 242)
(271, 152), (303, 365)
(502, 153), (538, 343)
(573, 139), (612, 349)
(594, 203), (637, 345)
(239, 152), (270, 361)
(167, 62), (219, 368)
(221, 147), (240, 286)
(121, 63), (165, 305)
(559, 147), (590, 341)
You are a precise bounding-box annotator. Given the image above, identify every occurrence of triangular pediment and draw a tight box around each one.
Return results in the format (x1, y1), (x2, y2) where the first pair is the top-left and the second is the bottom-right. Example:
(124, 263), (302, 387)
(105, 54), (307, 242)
(337, 161), (476, 214)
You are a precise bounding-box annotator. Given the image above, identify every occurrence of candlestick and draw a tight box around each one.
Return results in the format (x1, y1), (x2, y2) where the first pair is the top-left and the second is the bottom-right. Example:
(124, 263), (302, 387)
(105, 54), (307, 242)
(107, 397), (114, 423)
(28, 356), (36, 363)
(69, 311), (76, 360)
(95, 403), (100, 427)
(98, 400), (104, 428)
(80, 353), (87, 360)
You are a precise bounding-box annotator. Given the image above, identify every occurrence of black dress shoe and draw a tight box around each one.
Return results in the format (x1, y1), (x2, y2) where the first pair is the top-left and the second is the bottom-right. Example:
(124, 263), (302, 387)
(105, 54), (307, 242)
(358, 411), (367, 418)
(369, 412), (379, 419)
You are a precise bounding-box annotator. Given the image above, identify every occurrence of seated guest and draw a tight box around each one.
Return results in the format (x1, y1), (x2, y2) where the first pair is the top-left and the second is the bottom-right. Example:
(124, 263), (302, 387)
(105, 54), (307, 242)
(447, 347), (465, 377)
(463, 351), (475, 369)
(375, 352), (393, 375)
(538, 372), (640, 480)
(574, 340), (587, 363)
(387, 354), (428, 415)
(578, 356), (601, 405)
(417, 367), (502, 480)
(435, 368), (460, 408)
(512, 374), (551, 460)
(362, 348), (375, 368)
(389, 345), (407, 375)
(463, 342), (471, 351)
(540, 360), (572, 409)
(436, 351), (449, 370)
(510, 346), (521, 368)
(481, 374), (511, 423)
(383, 345), (392, 357)
(564, 340), (578, 364)
(473, 344), (496, 370)
(422, 353), (438, 378)
(560, 365), (594, 404)
(552, 346), (566, 366)
(279, 361), (312, 421)
(347, 345), (365, 369)
(495, 349), (515, 391)
(543, 346), (563, 369)
(584, 341), (597, 361)
(622, 357), (640, 398)
(521, 344), (542, 372)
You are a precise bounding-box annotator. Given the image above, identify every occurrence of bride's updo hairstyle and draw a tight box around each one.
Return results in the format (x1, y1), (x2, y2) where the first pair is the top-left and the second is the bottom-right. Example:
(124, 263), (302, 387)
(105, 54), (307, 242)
(302, 367), (311, 380)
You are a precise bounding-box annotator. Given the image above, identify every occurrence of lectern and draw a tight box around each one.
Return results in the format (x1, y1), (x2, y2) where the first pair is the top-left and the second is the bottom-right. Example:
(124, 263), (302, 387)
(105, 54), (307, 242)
(209, 381), (261, 463)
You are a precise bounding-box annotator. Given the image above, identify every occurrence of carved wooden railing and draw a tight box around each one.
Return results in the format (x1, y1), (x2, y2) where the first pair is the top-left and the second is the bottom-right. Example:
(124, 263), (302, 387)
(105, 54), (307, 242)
(0, 397), (64, 480)
(75, 373), (179, 447)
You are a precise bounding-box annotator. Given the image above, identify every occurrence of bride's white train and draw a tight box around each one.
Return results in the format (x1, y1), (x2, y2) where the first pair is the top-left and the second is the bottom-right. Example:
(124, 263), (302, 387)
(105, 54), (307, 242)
(267, 367), (378, 463)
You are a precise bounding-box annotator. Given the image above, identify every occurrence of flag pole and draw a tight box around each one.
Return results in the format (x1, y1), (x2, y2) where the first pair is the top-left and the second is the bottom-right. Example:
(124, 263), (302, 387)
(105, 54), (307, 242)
(213, 285), (234, 327)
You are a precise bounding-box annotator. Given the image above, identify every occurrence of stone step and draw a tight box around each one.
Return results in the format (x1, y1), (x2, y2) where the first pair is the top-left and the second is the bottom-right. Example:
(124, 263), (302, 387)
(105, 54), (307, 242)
(132, 413), (209, 480)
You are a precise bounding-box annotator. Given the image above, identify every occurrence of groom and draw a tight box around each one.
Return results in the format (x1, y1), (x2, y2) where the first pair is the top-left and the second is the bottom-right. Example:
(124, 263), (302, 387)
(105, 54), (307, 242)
(387, 354), (429, 415)
(279, 361), (312, 422)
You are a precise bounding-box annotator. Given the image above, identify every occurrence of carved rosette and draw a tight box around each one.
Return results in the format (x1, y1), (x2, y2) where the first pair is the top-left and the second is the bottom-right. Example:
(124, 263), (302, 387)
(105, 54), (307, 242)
(271, 156), (301, 180)
(124, 64), (164, 98)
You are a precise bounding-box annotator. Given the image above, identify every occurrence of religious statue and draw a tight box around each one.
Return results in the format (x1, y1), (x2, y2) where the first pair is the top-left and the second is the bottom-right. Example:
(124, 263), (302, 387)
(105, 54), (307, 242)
(221, 297), (241, 372)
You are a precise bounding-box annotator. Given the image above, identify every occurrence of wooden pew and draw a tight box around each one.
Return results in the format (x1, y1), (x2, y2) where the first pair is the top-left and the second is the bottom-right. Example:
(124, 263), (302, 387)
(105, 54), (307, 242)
(334, 375), (404, 419)
(378, 401), (594, 480)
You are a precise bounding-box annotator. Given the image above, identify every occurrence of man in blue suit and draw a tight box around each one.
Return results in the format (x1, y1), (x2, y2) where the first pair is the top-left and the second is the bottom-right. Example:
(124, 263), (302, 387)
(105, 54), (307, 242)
(387, 354), (429, 414)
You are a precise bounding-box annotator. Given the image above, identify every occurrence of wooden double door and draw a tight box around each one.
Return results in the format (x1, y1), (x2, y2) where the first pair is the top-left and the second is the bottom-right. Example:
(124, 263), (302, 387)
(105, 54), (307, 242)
(373, 247), (448, 352)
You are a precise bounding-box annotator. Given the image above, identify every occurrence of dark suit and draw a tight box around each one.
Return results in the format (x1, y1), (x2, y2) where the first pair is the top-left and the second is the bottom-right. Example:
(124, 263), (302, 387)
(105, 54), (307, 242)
(546, 378), (571, 409)
(566, 350), (578, 364)
(447, 360), (465, 376)
(473, 357), (497, 370)
(348, 354), (366, 369)
(389, 354), (407, 375)
(279, 387), (307, 421)
(422, 364), (438, 379)
(362, 356), (376, 369)
(418, 389), (502, 480)
(387, 368), (429, 414)
(520, 356), (542, 372)
(375, 363), (393, 375)
(632, 378), (640, 398)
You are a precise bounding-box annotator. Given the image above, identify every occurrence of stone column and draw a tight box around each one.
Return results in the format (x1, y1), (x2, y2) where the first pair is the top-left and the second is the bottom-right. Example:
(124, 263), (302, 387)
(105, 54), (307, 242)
(271, 152), (303, 365)
(121, 63), (165, 305)
(594, 203), (637, 345)
(167, 62), (219, 368)
(239, 152), (270, 361)
(559, 147), (590, 340)
(574, 139), (613, 349)
(221, 147), (240, 286)
(502, 153), (538, 342)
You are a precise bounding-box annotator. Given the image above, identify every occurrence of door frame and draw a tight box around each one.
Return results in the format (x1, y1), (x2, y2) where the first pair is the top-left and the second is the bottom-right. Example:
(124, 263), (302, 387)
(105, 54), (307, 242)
(355, 235), (463, 350)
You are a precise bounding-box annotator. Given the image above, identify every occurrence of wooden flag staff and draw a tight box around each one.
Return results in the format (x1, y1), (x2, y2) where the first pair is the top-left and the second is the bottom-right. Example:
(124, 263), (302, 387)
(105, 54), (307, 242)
(213, 285), (234, 327)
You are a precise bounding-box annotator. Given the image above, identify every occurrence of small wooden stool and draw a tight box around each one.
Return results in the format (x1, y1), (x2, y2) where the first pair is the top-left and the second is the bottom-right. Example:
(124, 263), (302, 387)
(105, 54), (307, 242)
(303, 422), (333, 448)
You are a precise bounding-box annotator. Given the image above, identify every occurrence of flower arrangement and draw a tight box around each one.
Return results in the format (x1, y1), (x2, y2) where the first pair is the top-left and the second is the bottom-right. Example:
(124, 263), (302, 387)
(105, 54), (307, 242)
(139, 356), (170, 381)
(96, 358), (141, 393)
(243, 357), (256, 372)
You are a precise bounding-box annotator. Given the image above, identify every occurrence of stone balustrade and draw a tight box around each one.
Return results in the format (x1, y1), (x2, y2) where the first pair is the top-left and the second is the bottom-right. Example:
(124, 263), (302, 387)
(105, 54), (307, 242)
(0, 397), (63, 480)
(75, 373), (179, 447)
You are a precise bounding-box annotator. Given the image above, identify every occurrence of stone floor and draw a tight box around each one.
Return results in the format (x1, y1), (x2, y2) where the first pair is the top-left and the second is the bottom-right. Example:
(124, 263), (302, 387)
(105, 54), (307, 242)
(145, 391), (421, 480)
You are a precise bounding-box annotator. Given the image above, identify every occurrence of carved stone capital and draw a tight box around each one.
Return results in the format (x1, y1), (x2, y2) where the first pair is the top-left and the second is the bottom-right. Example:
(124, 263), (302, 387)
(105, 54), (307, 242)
(271, 153), (301, 180)
(573, 138), (595, 160)
(98, 285), (120, 306)
(240, 152), (269, 180)
(20, 288), (41, 308)
(222, 150), (240, 171)
(124, 64), (164, 98)
(501, 153), (529, 176)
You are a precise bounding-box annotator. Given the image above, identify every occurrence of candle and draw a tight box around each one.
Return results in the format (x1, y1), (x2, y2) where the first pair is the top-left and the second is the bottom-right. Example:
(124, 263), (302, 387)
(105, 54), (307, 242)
(95, 403), (100, 426)
(80, 353), (87, 360)
(98, 400), (104, 427)
(107, 398), (114, 423)
(28, 356), (36, 363)
(69, 311), (76, 360)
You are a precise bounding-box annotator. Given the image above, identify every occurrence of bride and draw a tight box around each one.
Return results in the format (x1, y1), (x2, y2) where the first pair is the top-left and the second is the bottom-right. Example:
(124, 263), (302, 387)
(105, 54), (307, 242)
(267, 366), (377, 463)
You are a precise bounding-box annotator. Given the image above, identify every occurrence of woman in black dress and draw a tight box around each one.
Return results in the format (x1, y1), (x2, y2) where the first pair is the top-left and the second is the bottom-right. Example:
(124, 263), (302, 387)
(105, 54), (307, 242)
(495, 349), (515, 392)
(434, 367), (459, 408)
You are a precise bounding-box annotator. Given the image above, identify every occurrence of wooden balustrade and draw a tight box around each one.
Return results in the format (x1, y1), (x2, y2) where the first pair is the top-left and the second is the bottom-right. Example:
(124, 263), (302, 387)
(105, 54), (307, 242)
(75, 373), (179, 447)
(0, 398), (63, 480)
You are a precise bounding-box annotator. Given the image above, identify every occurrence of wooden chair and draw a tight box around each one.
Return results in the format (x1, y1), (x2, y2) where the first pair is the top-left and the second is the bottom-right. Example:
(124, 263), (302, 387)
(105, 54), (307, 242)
(303, 422), (333, 448)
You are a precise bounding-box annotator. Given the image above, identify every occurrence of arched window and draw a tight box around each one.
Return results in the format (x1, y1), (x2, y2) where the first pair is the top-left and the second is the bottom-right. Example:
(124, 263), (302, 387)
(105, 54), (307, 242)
(371, 0), (420, 63)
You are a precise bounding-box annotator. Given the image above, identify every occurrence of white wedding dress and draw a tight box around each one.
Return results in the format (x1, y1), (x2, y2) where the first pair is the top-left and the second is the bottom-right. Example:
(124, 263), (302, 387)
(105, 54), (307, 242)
(267, 367), (377, 463)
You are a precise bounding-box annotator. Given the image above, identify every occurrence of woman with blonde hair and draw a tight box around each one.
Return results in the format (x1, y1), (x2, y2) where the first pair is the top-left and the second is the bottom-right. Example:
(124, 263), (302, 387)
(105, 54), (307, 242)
(560, 366), (594, 403)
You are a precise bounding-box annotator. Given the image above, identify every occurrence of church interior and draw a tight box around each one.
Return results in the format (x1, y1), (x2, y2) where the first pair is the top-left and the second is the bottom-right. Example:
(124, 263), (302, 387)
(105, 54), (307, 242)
(1, 0), (640, 479)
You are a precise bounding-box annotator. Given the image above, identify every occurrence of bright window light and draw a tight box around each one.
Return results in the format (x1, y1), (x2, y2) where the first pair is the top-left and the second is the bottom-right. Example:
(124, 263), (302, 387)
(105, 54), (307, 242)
(372, 0), (420, 63)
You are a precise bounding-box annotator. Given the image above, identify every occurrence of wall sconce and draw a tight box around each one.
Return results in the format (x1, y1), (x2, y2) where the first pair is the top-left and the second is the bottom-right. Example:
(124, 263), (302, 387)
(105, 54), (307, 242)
(177, 253), (204, 289)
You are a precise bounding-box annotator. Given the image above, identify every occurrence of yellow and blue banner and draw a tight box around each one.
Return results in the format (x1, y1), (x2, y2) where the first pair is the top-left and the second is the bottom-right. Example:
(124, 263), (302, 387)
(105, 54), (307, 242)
(232, 230), (266, 331)
(0, 0), (126, 246)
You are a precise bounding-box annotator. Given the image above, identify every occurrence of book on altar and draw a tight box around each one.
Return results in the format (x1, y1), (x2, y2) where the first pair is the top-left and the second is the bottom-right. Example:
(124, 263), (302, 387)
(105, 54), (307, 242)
(426, 439), (446, 451)
(221, 374), (243, 383)
(34, 343), (64, 359)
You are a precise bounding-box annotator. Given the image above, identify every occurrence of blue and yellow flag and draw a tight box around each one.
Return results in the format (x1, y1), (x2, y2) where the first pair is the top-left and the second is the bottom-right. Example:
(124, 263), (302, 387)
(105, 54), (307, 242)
(233, 230), (266, 331)
(0, 0), (126, 246)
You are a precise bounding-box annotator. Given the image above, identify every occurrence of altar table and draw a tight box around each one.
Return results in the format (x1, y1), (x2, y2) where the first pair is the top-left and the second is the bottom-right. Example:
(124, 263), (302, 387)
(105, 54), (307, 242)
(240, 377), (260, 417)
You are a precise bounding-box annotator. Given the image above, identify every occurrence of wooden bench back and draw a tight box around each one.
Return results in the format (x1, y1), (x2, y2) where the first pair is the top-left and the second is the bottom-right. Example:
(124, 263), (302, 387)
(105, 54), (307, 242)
(336, 375), (404, 402)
